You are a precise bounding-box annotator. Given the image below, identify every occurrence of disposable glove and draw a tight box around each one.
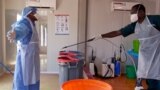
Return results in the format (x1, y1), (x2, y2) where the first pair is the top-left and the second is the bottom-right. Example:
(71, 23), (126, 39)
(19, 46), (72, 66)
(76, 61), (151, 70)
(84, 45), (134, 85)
(94, 34), (102, 40)
(7, 30), (16, 43)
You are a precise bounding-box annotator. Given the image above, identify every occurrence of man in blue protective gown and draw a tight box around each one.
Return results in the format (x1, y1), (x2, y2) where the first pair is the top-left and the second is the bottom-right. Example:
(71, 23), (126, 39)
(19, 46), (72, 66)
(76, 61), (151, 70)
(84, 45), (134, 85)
(7, 7), (40, 90)
(94, 4), (160, 90)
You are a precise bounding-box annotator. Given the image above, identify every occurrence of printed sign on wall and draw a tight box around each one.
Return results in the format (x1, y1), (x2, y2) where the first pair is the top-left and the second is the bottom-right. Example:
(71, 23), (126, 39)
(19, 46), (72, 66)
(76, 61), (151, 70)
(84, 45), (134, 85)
(55, 14), (69, 35)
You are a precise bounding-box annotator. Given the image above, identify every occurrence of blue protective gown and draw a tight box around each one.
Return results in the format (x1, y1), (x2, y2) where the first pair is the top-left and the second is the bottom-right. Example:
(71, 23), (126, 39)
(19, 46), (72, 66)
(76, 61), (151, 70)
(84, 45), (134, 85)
(13, 16), (40, 90)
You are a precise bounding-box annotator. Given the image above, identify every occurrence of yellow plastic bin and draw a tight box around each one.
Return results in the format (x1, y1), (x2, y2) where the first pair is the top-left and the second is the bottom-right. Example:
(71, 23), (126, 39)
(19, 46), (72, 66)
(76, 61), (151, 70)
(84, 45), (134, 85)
(61, 79), (112, 90)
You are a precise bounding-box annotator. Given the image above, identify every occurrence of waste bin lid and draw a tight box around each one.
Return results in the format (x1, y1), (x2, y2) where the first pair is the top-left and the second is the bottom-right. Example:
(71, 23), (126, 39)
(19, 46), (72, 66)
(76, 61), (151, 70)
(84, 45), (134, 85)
(58, 56), (78, 63)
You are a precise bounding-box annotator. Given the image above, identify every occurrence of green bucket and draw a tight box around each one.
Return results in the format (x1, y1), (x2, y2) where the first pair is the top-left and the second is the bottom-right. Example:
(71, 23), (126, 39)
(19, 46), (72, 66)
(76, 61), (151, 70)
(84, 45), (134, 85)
(125, 65), (136, 79)
(133, 40), (140, 53)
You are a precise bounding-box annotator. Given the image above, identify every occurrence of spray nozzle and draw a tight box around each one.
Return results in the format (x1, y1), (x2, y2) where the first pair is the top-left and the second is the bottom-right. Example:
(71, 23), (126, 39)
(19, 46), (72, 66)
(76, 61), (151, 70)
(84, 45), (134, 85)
(62, 46), (68, 49)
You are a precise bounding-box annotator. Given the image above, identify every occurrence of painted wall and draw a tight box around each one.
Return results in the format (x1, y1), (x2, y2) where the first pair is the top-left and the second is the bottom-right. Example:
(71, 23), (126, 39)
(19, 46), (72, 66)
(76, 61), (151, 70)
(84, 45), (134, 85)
(0, 0), (3, 74)
(86, 0), (158, 74)
(77, 0), (87, 53)
(4, 0), (25, 66)
(5, 0), (25, 10)
(0, 1), (2, 60)
(47, 0), (79, 73)
(47, 0), (87, 73)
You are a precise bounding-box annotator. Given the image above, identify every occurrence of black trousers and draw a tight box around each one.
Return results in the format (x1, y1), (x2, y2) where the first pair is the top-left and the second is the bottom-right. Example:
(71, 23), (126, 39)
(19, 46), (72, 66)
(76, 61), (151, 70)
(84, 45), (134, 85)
(146, 79), (160, 90)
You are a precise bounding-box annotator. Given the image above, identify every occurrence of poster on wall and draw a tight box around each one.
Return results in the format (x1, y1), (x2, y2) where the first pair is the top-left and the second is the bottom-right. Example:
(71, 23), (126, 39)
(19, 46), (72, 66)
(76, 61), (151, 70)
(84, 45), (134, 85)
(55, 14), (70, 35)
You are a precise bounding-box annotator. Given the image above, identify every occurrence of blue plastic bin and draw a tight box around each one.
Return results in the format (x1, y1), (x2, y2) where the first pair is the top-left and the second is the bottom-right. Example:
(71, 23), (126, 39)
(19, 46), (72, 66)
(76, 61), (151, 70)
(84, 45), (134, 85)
(58, 51), (84, 85)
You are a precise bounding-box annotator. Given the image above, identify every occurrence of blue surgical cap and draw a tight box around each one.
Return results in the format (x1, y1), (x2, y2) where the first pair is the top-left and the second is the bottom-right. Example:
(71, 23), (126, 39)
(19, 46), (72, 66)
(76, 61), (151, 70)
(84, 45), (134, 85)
(21, 7), (37, 17)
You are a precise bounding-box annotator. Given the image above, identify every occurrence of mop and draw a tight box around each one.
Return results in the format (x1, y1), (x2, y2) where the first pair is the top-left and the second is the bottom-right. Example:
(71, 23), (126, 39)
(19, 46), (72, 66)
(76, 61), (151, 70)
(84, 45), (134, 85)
(0, 62), (13, 75)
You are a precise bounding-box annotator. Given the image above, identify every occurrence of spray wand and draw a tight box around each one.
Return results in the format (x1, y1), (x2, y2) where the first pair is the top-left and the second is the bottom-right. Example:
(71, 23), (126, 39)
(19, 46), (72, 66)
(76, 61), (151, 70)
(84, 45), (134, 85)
(0, 62), (13, 75)
(62, 38), (95, 49)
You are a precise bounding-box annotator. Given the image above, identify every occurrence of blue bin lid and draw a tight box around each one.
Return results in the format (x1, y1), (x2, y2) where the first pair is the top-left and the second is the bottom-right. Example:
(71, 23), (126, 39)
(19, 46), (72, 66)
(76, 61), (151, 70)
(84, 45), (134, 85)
(127, 49), (138, 59)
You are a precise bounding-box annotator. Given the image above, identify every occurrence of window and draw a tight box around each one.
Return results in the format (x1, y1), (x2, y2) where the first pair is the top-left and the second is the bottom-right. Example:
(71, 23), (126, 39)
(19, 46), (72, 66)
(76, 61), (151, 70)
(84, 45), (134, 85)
(40, 24), (47, 47)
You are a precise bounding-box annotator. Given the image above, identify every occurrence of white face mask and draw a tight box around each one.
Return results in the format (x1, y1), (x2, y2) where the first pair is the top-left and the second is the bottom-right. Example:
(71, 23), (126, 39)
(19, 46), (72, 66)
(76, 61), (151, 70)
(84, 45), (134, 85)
(34, 13), (41, 20)
(130, 14), (138, 22)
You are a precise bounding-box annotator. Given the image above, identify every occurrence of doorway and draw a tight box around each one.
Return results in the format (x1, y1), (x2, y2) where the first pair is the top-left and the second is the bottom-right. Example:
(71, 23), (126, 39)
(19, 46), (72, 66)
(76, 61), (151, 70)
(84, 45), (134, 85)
(36, 9), (48, 72)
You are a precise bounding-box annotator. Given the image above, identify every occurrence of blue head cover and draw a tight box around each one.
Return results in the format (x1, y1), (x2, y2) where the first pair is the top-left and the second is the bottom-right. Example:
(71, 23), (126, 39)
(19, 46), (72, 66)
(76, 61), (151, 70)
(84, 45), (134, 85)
(21, 6), (37, 17)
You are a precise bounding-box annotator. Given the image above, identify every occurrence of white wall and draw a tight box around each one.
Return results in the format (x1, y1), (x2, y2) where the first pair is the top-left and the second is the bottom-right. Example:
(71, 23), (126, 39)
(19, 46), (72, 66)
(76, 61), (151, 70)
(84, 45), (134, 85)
(77, 0), (87, 53)
(5, 0), (25, 10)
(47, 0), (79, 73)
(0, 0), (3, 74)
(0, 1), (2, 60)
(87, 0), (158, 74)
(4, 0), (25, 66)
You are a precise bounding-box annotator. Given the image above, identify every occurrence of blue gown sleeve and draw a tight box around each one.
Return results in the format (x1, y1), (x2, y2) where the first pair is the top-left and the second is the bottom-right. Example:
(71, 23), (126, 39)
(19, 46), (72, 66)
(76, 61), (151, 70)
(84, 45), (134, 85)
(14, 23), (30, 41)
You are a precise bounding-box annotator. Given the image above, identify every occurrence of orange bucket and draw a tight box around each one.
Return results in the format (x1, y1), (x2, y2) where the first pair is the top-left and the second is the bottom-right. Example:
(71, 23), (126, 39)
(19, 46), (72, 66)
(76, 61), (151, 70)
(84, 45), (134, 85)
(61, 79), (112, 90)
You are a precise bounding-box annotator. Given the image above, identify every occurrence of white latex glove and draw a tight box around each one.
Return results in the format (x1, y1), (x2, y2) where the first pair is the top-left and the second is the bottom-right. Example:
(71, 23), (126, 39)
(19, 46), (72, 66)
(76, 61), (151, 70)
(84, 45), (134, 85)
(94, 34), (102, 40)
(7, 30), (16, 43)
(135, 86), (144, 90)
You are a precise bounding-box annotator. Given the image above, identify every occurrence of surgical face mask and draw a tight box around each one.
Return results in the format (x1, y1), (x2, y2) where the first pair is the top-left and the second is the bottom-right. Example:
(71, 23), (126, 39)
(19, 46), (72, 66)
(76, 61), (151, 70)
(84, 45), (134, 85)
(130, 13), (138, 23)
(130, 5), (141, 23)
(34, 13), (40, 20)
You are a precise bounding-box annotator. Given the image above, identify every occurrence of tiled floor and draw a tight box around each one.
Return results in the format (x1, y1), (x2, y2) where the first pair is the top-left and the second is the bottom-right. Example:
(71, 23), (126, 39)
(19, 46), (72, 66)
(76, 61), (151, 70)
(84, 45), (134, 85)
(95, 75), (147, 90)
(0, 73), (147, 90)
(3, 54), (48, 73)
(0, 73), (60, 90)
(40, 54), (47, 72)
